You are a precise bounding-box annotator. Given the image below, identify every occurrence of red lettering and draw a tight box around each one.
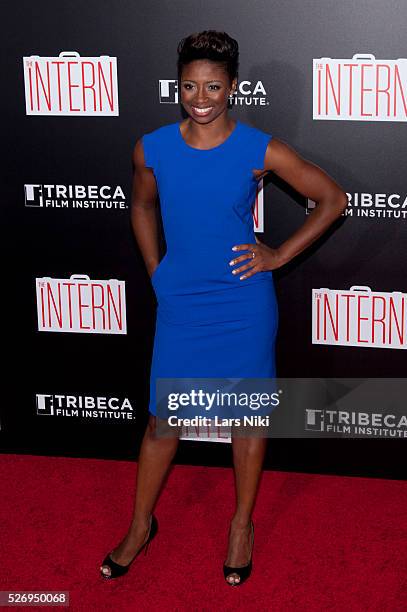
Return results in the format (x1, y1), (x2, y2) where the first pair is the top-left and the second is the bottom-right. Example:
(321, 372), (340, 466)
(77, 283), (90, 329)
(357, 295), (369, 342)
(389, 296), (405, 345)
(323, 293), (339, 341)
(107, 284), (123, 330)
(360, 64), (373, 116)
(67, 61), (80, 112)
(63, 282), (75, 329)
(98, 61), (114, 111)
(28, 64), (34, 111)
(51, 61), (64, 112)
(47, 282), (63, 328)
(81, 61), (96, 111)
(35, 61), (51, 111)
(393, 65), (407, 117)
(91, 283), (106, 329)
(325, 63), (341, 115)
(375, 64), (391, 116)
(371, 296), (386, 343)
(341, 293), (355, 342)
(344, 63), (357, 115)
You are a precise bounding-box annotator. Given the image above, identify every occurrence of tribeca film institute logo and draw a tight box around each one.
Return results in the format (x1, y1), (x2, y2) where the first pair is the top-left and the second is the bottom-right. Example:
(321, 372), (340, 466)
(36, 393), (134, 421)
(305, 407), (407, 439)
(24, 184), (127, 210)
(306, 194), (407, 220)
(158, 78), (269, 107)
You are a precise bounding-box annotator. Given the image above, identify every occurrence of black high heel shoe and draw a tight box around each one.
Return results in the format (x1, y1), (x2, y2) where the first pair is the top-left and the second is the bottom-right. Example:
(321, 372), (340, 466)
(223, 520), (254, 586)
(100, 514), (158, 579)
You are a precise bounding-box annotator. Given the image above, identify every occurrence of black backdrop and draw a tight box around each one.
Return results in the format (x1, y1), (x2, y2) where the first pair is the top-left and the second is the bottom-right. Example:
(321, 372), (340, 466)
(3, 1), (406, 479)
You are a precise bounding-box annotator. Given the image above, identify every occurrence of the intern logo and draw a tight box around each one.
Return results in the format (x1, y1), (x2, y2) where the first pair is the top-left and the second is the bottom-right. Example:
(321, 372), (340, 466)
(313, 53), (407, 121)
(23, 51), (119, 116)
(312, 286), (407, 350)
(36, 274), (127, 334)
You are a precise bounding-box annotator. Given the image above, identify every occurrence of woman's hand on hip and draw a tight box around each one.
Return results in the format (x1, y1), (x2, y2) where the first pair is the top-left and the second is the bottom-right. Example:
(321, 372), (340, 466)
(229, 242), (285, 280)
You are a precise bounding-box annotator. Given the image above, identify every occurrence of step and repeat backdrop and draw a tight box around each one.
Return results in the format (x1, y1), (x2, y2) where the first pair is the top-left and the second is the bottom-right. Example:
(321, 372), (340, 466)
(3, 1), (406, 475)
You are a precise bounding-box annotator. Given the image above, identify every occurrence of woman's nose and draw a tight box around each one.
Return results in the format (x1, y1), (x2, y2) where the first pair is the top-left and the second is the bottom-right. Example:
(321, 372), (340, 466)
(194, 88), (209, 104)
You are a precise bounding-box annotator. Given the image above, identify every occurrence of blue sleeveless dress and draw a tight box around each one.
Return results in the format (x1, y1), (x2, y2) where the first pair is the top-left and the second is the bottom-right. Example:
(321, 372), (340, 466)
(142, 119), (279, 416)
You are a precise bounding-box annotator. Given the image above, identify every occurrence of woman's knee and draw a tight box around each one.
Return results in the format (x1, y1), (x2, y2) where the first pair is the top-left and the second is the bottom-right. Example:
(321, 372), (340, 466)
(146, 414), (181, 439)
(146, 414), (157, 436)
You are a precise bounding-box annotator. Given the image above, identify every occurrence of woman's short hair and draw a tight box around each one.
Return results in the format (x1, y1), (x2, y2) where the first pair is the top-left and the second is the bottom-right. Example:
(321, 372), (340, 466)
(177, 30), (239, 85)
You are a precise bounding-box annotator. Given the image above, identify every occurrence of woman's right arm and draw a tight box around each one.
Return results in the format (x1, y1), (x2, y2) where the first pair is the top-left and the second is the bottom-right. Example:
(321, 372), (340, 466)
(130, 138), (160, 279)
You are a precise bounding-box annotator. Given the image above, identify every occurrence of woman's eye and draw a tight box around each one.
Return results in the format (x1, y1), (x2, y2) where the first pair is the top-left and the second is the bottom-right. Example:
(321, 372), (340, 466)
(182, 84), (220, 91)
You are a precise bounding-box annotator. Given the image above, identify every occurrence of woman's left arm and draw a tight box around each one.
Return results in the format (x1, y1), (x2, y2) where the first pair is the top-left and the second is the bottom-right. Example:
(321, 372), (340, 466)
(233, 138), (348, 278)
(261, 138), (348, 267)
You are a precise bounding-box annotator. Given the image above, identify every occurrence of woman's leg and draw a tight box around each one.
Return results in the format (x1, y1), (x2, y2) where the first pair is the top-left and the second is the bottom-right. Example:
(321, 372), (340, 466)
(224, 432), (268, 584)
(100, 414), (180, 576)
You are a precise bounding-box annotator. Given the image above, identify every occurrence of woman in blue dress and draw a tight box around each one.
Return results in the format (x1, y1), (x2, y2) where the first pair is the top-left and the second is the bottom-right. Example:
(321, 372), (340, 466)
(100, 30), (347, 585)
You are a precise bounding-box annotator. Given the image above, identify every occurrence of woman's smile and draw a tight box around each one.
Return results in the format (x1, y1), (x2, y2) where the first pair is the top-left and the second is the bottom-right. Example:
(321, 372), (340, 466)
(191, 105), (214, 117)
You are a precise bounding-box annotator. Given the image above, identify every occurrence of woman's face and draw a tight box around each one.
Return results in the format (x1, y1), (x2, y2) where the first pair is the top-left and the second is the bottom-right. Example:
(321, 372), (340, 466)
(180, 59), (237, 123)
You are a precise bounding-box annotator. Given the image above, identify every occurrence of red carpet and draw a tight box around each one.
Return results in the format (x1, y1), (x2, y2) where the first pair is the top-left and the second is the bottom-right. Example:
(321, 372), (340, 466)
(0, 454), (406, 611)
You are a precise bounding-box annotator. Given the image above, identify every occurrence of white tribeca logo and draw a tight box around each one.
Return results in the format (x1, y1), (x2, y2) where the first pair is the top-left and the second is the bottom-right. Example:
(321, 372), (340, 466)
(24, 184), (126, 210)
(159, 79), (268, 106)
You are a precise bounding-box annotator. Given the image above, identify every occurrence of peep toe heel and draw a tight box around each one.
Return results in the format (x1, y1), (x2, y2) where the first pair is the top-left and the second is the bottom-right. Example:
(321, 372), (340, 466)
(223, 520), (254, 586)
(100, 514), (158, 580)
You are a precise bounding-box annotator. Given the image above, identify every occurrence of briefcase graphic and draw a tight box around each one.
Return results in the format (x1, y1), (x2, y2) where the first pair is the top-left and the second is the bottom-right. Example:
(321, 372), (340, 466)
(312, 285), (406, 349)
(23, 51), (119, 116)
(36, 274), (127, 334)
(313, 53), (407, 121)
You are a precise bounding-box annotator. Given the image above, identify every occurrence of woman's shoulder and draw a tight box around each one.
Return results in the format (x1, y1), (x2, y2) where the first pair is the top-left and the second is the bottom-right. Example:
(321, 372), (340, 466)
(238, 119), (273, 140)
(143, 121), (178, 141)
(139, 122), (178, 168)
